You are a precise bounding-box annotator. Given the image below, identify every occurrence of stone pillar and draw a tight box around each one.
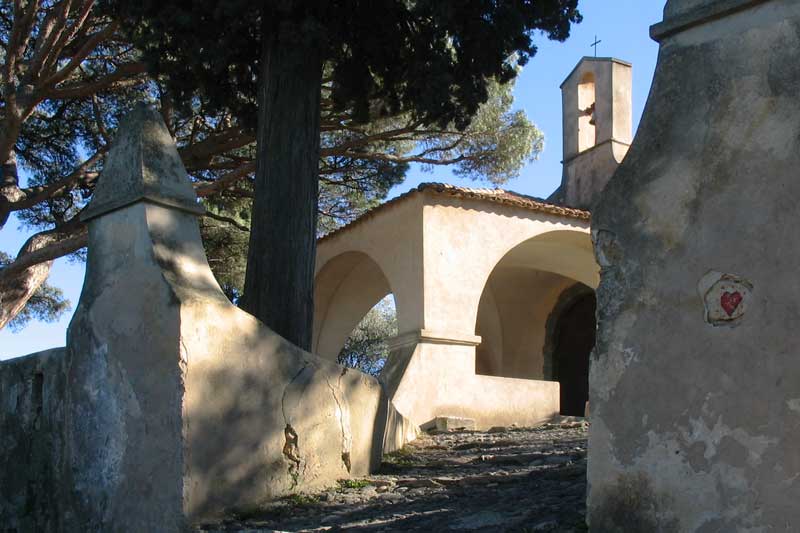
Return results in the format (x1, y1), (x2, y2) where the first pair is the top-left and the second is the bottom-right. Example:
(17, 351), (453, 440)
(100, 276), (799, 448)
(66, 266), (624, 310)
(63, 104), (206, 532)
(589, 0), (800, 530)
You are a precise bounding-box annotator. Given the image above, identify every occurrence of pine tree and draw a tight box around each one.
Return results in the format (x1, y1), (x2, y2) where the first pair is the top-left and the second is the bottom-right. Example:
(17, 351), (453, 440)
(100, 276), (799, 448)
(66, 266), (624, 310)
(108, 0), (582, 349)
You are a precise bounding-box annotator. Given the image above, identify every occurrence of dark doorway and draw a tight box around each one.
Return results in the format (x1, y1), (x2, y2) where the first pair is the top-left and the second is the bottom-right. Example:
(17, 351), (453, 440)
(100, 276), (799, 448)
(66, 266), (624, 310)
(553, 292), (596, 416)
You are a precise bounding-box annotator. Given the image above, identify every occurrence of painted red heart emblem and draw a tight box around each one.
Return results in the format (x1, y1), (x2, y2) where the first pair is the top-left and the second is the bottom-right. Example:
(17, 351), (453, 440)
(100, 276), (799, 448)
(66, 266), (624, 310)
(720, 291), (743, 316)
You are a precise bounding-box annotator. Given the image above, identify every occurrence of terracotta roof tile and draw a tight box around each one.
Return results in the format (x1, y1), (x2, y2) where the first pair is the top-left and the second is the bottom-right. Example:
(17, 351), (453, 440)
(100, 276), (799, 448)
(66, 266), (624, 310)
(319, 182), (590, 243)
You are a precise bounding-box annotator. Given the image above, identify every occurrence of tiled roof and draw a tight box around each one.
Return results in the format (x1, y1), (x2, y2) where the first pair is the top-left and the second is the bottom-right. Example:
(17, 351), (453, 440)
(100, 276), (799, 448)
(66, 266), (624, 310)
(319, 182), (590, 243)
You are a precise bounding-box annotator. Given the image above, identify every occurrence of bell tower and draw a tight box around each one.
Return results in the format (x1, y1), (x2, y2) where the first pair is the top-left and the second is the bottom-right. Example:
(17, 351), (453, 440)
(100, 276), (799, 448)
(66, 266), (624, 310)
(553, 57), (632, 209)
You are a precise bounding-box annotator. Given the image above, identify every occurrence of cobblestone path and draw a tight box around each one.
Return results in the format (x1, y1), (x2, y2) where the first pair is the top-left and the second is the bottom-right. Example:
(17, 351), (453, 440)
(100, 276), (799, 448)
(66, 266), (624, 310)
(199, 420), (588, 532)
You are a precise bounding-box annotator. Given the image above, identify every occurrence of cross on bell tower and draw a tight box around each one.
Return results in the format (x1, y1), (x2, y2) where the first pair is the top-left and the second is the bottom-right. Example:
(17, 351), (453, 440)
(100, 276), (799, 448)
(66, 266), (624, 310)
(591, 36), (602, 57)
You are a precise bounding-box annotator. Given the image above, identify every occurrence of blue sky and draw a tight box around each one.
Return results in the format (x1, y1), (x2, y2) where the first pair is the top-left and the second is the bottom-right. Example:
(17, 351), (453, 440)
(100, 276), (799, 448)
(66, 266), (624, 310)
(0, 1), (666, 360)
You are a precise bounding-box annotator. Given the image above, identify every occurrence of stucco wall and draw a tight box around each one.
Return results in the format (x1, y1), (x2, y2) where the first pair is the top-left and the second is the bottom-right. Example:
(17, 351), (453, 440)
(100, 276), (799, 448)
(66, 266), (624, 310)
(562, 140), (629, 210)
(421, 194), (595, 338)
(316, 194), (425, 337)
(313, 251), (392, 360)
(560, 58), (632, 210)
(589, 0), (800, 530)
(383, 341), (560, 430)
(315, 188), (596, 430)
(0, 349), (67, 532)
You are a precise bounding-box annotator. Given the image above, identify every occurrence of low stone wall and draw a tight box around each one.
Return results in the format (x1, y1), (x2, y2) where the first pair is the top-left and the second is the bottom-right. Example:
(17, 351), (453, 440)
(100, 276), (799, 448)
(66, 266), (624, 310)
(466, 375), (560, 429)
(383, 341), (559, 430)
(0, 348), (67, 532)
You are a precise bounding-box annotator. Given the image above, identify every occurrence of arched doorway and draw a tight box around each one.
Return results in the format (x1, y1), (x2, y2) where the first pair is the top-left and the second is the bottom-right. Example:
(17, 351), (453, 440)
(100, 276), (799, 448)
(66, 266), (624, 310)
(549, 289), (596, 416)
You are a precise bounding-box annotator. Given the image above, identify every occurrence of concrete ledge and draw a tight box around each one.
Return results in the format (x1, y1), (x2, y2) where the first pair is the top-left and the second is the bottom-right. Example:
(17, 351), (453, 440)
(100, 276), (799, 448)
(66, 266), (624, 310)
(386, 329), (482, 350)
(650, 0), (772, 41)
(420, 416), (477, 432)
(561, 138), (631, 166)
(449, 375), (560, 429)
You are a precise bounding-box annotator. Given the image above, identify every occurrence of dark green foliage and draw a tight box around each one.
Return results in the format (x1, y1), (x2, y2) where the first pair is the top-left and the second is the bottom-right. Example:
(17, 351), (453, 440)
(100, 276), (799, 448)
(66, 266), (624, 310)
(199, 194), (251, 304)
(337, 298), (397, 376)
(105, 1), (581, 132)
(2, 0), (577, 333)
(103, 0), (581, 348)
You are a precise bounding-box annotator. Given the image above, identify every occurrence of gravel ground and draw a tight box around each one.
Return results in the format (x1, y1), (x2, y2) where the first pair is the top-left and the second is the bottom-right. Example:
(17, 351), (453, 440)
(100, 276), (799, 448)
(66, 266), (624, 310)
(198, 420), (588, 532)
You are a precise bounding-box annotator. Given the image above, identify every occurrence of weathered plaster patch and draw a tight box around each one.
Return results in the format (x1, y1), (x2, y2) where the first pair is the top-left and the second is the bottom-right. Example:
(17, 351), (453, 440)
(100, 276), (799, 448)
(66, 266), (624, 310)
(634, 430), (748, 531)
(592, 229), (622, 268)
(786, 399), (800, 415)
(624, 417), (775, 530)
(589, 470), (680, 532)
(684, 415), (776, 468)
(698, 270), (753, 327)
(72, 338), (136, 502)
(589, 310), (638, 402)
(635, 161), (698, 250)
(282, 424), (304, 488)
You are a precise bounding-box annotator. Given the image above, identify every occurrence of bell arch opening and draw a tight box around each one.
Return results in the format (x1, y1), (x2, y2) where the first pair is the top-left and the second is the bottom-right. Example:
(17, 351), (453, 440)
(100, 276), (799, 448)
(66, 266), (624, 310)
(578, 71), (597, 152)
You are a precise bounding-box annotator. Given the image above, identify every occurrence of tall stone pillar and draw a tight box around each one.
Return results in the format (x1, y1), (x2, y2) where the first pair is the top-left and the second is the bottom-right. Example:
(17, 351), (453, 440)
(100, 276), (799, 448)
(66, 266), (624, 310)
(589, 0), (800, 530)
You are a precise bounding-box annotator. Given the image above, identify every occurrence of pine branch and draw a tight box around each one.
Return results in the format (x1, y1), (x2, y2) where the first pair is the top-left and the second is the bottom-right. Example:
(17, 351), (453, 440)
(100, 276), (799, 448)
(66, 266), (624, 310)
(0, 219), (87, 280)
(203, 211), (250, 232)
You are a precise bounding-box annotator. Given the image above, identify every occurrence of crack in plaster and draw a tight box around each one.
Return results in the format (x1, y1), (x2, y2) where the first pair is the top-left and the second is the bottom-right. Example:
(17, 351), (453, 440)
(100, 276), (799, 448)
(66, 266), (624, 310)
(179, 337), (191, 487)
(280, 363), (310, 486)
(280, 363), (310, 426)
(315, 363), (353, 473)
(282, 424), (303, 488)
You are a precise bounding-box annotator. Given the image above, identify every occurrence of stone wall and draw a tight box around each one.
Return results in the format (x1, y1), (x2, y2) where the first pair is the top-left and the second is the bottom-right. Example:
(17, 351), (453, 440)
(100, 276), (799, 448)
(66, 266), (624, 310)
(588, 0), (800, 530)
(0, 349), (67, 531)
(0, 105), (409, 531)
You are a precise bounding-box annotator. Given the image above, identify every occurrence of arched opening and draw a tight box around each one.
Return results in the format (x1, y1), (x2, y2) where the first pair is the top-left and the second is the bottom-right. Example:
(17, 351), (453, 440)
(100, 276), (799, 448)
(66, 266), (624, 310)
(578, 71), (596, 152)
(336, 295), (397, 376)
(544, 284), (596, 417)
(476, 268), (579, 379)
(474, 231), (598, 384)
(313, 251), (395, 363)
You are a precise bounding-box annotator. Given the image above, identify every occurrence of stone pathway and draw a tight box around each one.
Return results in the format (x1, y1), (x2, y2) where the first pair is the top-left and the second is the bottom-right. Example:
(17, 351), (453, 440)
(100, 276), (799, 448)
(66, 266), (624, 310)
(198, 421), (588, 532)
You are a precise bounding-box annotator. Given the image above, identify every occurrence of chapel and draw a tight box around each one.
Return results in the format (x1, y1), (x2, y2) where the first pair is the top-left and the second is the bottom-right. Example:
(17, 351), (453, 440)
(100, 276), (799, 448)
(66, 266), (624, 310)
(313, 56), (632, 429)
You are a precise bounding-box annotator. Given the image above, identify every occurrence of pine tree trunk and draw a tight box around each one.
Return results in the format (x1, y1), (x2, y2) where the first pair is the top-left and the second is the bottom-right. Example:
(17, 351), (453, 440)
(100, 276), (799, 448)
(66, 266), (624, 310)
(0, 222), (86, 331)
(240, 21), (323, 351)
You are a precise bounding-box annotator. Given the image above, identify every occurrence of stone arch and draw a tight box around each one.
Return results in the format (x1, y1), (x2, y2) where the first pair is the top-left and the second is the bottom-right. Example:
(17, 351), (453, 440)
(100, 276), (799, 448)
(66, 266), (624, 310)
(313, 251), (395, 361)
(474, 229), (597, 380)
(472, 228), (598, 318)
